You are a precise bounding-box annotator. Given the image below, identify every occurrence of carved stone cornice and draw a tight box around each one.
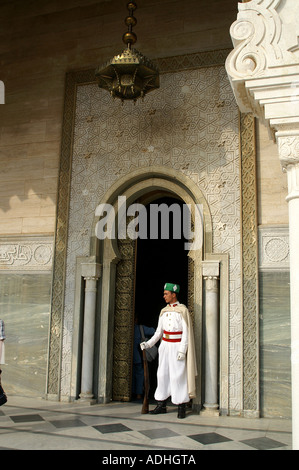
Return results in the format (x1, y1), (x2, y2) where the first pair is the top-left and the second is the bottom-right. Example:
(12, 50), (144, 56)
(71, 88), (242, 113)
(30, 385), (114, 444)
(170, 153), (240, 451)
(226, 0), (299, 137)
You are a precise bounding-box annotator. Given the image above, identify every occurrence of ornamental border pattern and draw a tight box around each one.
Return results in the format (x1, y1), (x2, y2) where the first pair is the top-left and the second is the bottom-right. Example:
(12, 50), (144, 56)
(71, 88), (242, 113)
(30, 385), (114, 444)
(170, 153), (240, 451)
(47, 49), (258, 413)
(240, 113), (259, 414)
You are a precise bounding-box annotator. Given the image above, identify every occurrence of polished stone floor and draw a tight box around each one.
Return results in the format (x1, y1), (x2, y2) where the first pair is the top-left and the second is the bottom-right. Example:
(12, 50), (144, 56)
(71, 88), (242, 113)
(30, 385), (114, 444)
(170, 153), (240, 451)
(0, 396), (292, 451)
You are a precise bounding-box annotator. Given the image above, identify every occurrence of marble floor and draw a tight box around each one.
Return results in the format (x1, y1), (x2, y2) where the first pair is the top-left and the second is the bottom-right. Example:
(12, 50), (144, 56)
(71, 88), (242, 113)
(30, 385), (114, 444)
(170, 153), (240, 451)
(0, 396), (292, 451)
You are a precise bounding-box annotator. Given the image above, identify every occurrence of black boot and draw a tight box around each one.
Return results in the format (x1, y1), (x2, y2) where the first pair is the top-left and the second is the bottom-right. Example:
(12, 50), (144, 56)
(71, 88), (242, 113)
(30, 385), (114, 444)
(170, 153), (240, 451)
(149, 400), (167, 414)
(177, 403), (186, 419)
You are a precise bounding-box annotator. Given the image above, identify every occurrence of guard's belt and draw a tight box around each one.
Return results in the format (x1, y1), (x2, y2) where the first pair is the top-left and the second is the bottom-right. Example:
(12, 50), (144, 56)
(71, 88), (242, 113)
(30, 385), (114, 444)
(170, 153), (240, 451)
(162, 330), (182, 342)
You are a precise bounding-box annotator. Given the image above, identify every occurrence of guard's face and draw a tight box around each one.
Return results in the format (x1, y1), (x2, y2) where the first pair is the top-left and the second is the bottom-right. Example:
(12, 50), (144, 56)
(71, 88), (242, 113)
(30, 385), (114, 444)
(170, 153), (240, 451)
(163, 290), (176, 304)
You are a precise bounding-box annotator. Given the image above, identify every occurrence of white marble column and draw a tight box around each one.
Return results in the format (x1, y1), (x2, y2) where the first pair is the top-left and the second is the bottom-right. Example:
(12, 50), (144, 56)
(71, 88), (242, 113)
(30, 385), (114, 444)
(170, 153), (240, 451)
(79, 262), (101, 403)
(277, 132), (299, 449)
(202, 261), (220, 415)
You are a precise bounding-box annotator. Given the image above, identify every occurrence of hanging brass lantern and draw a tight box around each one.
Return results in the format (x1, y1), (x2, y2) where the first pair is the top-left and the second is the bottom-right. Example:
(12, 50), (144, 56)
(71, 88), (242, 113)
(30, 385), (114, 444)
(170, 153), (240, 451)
(95, 2), (159, 103)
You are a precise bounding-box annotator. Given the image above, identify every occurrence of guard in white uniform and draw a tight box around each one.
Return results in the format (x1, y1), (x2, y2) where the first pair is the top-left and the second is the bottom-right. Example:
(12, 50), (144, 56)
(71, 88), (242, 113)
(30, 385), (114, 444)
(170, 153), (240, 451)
(141, 283), (197, 419)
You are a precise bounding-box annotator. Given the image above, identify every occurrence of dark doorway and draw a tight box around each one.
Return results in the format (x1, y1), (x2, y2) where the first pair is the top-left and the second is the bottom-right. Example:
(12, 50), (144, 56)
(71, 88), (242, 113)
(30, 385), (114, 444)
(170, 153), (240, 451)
(133, 196), (189, 398)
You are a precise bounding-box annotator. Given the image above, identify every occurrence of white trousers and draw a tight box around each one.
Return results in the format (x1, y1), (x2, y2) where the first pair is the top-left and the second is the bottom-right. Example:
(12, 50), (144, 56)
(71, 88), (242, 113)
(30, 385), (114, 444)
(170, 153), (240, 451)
(154, 340), (189, 405)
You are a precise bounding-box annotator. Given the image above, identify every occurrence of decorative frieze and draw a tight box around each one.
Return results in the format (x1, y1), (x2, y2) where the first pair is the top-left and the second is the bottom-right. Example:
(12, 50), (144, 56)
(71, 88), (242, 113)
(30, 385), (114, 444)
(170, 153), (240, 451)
(0, 237), (53, 271)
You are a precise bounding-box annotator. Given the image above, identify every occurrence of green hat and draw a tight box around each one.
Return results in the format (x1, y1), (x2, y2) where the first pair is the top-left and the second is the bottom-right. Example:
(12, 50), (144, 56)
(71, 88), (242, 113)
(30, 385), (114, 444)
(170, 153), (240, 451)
(164, 282), (180, 293)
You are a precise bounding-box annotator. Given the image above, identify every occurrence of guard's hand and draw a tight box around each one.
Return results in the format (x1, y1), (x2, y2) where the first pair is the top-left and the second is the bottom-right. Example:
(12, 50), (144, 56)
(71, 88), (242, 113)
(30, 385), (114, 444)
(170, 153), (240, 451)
(140, 342), (149, 350)
(177, 352), (185, 361)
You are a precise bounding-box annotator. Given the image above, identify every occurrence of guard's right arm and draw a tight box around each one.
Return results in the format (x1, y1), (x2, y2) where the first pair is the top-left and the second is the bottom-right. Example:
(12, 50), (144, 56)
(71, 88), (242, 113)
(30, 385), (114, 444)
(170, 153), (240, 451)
(140, 315), (163, 349)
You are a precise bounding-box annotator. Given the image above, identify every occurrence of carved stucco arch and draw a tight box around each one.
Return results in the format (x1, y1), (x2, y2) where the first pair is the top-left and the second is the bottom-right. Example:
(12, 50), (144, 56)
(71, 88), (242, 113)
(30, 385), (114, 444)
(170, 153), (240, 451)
(90, 165), (212, 258)
(91, 166), (213, 405)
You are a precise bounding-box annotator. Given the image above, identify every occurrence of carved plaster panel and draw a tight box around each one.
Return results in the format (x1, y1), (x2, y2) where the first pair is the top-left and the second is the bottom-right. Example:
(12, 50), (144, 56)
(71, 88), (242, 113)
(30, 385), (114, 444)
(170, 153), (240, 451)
(259, 225), (290, 271)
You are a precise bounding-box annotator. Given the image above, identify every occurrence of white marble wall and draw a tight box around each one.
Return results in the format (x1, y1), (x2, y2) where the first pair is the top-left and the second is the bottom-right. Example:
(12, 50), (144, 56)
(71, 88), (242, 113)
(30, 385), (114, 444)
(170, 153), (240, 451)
(0, 236), (53, 396)
(258, 225), (291, 417)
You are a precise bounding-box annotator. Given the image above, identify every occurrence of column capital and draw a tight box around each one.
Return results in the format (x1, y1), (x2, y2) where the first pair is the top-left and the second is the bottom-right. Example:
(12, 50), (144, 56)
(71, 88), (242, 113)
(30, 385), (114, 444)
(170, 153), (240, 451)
(83, 275), (100, 281)
(276, 132), (299, 170)
(81, 260), (102, 280)
(202, 260), (220, 278)
(204, 276), (219, 293)
(274, 131), (299, 202)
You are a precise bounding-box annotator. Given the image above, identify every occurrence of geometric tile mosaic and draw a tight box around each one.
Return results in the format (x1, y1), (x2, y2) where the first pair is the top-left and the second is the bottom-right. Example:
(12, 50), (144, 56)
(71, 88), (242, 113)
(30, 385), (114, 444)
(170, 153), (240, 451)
(10, 414), (45, 423)
(188, 432), (232, 445)
(93, 423), (132, 434)
(50, 418), (86, 429)
(240, 436), (287, 450)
